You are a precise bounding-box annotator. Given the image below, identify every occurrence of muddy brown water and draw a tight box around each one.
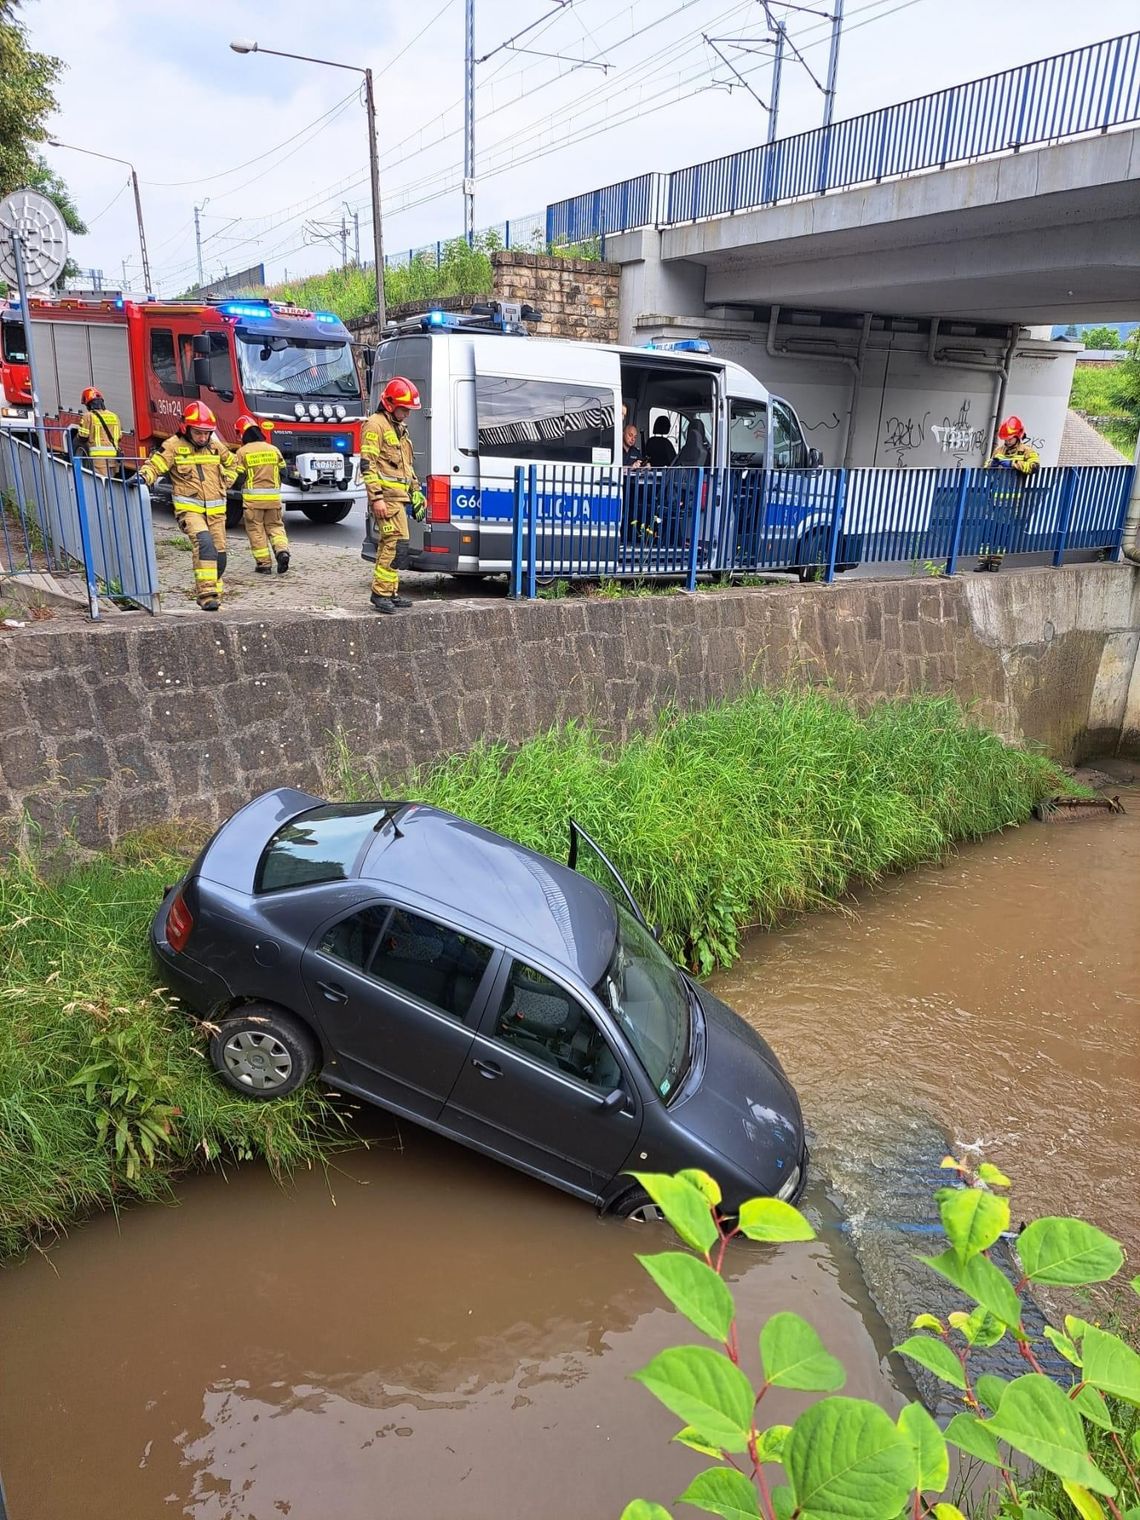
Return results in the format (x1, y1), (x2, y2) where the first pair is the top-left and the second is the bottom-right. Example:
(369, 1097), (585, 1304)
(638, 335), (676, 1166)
(2, 790), (1137, 1519)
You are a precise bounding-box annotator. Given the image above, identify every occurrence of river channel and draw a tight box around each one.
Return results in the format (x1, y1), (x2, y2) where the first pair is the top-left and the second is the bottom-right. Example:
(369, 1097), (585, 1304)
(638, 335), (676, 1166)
(1, 787), (1136, 1519)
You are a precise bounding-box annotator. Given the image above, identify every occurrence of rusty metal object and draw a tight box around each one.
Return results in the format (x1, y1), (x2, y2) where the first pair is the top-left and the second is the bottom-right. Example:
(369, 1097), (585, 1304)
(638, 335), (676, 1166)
(1032, 794), (1126, 822)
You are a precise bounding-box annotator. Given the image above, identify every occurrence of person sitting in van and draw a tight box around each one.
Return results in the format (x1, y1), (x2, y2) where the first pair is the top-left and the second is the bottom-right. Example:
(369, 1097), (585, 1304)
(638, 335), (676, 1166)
(622, 422), (646, 468)
(644, 417), (677, 468)
(676, 417), (711, 467)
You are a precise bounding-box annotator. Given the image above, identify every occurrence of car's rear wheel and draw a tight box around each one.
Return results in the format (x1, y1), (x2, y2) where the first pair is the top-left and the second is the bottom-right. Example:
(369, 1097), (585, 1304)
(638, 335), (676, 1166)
(209, 1006), (317, 1099)
(609, 1185), (665, 1223)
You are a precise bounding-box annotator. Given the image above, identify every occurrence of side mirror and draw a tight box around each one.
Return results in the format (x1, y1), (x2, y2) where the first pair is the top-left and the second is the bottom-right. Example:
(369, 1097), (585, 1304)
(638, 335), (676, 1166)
(191, 334), (211, 358)
(192, 355), (211, 389)
(806, 446), (823, 469)
(194, 354), (234, 398)
(601, 1087), (627, 1113)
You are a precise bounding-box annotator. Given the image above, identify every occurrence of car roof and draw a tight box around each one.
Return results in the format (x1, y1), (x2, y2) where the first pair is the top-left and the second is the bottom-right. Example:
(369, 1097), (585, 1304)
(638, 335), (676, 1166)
(361, 804), (618, 986)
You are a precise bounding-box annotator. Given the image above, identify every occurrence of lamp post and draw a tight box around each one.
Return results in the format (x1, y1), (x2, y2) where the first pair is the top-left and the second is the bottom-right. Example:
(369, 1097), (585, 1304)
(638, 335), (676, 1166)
(48, 138), (151, 292)
(230, 39), (386, 329)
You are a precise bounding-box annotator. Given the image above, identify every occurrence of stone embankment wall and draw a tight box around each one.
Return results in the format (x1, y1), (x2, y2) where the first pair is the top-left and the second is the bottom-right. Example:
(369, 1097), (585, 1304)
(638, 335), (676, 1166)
(347, 250), (621, 348)
(1, 567), (1138, 853)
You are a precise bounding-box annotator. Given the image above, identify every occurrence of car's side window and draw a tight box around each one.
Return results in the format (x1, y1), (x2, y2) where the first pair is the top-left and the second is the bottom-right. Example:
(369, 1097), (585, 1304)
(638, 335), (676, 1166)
(371, 908), (495, 1020)
(317, 904), (392, 973)
(491, 962), (622, 1092)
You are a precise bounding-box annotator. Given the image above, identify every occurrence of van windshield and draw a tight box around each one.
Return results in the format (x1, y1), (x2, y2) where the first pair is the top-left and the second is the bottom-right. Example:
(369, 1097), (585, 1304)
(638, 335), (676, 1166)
(595, 904), (691, 1099)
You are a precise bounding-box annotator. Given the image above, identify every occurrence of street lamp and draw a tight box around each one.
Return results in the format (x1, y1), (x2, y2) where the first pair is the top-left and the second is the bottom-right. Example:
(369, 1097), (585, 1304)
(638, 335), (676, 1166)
(48, 139), (152, 293)
(229, 38), (386, 329)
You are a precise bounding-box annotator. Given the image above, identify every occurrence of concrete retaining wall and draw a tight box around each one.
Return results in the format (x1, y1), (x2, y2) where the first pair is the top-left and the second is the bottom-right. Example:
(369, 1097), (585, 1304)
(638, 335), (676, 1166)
(1, 566), (1137, 854)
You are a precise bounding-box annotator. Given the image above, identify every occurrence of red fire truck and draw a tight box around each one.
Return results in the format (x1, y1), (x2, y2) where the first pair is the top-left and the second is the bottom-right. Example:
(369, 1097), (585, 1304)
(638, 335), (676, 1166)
(25, 294), (365, 523)
(0, 302), (31, 429)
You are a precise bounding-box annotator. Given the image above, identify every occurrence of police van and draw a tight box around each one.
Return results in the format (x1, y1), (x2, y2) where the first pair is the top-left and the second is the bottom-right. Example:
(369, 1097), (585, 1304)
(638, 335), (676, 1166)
(367, 303), (829, 577)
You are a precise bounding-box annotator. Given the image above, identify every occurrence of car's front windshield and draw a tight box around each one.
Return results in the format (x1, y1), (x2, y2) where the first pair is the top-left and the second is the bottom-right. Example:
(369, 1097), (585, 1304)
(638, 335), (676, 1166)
(236, 332), (359, 402)
(595, 903), (691, 1100)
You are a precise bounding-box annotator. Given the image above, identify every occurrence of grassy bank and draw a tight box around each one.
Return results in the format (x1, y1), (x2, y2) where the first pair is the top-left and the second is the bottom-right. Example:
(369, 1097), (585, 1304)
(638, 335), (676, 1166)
(1, 690), (1065, 1259)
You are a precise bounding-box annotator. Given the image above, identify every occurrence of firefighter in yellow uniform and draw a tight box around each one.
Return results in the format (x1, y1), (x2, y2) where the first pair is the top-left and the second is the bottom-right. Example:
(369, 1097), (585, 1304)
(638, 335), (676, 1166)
(361, 376), (425, 613)
(980, 415), (1040, 571)
(232, 414), (290, 575)
(76, 387), (122, 476)
(138, 401), (239, 611)
(985, 414), (1040, 476)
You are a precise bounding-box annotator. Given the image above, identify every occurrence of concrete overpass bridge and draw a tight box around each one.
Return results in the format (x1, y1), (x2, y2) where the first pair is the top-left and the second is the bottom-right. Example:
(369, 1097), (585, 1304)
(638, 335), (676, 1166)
(545, 32), (1140, 469)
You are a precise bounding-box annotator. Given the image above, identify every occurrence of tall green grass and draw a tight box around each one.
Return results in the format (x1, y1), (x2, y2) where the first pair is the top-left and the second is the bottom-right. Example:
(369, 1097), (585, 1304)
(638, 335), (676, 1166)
(333, 689), (1064, 973)
(1, 690), (1064, 1259)
(0, 829), (346, 1260)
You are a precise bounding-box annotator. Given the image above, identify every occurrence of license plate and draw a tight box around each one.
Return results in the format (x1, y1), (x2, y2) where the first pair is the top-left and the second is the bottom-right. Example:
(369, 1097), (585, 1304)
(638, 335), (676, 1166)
(309, 454), (340, 473)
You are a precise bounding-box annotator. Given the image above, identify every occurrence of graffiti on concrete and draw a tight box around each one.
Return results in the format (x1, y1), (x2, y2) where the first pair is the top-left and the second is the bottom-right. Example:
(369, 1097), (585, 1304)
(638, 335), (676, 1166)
(882, 410), (929, 466)
(931, 399), (987, 459)
(802, 410), (842, 433)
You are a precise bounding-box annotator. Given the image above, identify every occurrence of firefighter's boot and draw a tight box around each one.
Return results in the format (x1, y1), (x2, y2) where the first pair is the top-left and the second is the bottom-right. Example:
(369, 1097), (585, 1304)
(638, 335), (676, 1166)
(275, 549), (290, 575)
(370, 592), (396, 614)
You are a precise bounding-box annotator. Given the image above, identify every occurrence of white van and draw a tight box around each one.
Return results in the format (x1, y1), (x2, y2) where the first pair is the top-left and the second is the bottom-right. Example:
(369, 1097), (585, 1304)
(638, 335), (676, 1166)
(368, 306), (826, 576)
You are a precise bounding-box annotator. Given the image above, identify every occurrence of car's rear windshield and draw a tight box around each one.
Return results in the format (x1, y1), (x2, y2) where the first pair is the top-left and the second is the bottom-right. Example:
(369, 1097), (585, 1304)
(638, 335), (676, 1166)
(256, 804), (390, 892)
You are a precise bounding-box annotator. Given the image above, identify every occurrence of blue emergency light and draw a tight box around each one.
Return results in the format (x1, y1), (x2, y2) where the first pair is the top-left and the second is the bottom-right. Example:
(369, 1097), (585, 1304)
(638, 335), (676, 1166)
(218, 301), (273, 319)
(314, 310), (341, 324)
(643, 338), (712, 354)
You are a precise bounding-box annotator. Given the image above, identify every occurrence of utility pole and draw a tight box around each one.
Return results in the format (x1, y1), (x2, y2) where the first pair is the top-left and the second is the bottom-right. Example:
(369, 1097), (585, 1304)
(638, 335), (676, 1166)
(121, 257), (128, 291)
(768, 22), (785, 144)
(822, 0), (843, 133)
(464, 0), (475, 244)
(340, 213), (348, 270)
(363, 67), (386, 327)
(347, 204), (360, 265)
(194, 202), (205, 288)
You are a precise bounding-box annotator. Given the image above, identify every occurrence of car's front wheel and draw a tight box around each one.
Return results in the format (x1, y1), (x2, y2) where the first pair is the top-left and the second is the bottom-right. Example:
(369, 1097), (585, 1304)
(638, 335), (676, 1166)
(209, 1006), (317, 1099)
(608, 1184), (665, 1223)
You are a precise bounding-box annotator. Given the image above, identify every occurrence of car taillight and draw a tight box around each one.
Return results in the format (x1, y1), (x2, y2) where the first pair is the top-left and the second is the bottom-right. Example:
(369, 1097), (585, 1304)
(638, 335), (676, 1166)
(426, 475), (450, 523)
(167, 889), (193, 953)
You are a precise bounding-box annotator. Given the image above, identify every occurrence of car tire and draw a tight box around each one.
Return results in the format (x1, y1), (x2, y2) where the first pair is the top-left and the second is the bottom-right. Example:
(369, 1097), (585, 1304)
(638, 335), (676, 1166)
(208, 1006), (318, 1100)
(301, 501), (353, 525)
(609, 1185), (665, 1223)
(795, 529), (830, 582)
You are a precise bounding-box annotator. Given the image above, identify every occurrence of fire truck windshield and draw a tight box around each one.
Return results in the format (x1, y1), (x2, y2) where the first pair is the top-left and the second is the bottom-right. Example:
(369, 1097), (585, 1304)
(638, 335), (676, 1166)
(235, 332), (359, 404)
(2, 320), (28, 364)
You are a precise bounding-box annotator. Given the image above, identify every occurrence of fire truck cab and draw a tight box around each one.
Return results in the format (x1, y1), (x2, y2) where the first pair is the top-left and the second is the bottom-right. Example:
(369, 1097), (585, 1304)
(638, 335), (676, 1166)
(0, 303), (31, 429)
(27, 295), (366, 523)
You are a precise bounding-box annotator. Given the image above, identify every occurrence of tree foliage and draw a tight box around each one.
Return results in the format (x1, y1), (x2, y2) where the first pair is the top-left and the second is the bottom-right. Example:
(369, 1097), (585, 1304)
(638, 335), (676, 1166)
(0, 1), (85, 234)
(1082, 326), (1122, 351)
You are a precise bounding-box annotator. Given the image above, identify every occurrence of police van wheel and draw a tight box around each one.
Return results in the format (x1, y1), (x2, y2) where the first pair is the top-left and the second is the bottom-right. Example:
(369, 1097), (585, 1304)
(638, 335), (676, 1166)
(301, 502), (353, 525)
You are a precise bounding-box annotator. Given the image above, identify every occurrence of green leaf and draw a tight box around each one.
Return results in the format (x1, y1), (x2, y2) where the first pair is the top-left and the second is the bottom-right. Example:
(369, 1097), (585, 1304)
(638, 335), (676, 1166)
(755, 1426), (791, 1463)
(1071, 1385), (1117, 1432)
(984, 1374), (1117, 1494)
(920, 1248), (1022, 1329)
(771, 1488), (794, 1520)
(1081, 1326), (1140, 1407)
(633, 1347), (755, 1453)
(638, 1253), (735, 1342)
(677, 1467), (761, 1519)
(630, 1174), (719, 1254)
(1131, 1275), (1140, 1298)
(784, 1397), (914, 1520)
(1133, 1430), (1140, 1463)
(736, 1198), (816, 1244)
(673, 1427), (725, 1460)
(760, 1313), (846, 1392)
(933, 1506), (969, 1520)
(1067, 1316), (1093, 1344)
(1062, 1482), (1106, 1520)
(977, 1163), (1011, 1187)
(965, 1307), (1006, 1349)
(975, 1374), (1009, 1414)
(1017, 1219), (1124, 1287)
(939, 1187), (1010, 1263)
(893, 1335), (966, 1390)
(898, 1401), (949, 1493)
(677, 1170), (722, 1208)
(912, 1314), (945, 1334)
(944, 1413), (1003, 1467)
(622, 1503), (674, 1520)
(1044, 1326), (1083, 1367)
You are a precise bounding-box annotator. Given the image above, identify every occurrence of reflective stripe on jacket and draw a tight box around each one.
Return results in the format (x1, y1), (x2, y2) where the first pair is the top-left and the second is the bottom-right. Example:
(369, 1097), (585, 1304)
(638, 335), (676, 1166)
(139, 432), (239, 512)
(360, 406), (418, 506)
(984, 440), (1040, 476)
(233, 440), (285, 502)
(78, 408), (122, 458)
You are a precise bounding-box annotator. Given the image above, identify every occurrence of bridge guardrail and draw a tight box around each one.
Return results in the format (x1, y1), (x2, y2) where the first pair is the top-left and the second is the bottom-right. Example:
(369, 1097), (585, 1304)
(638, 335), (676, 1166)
(546, 30), (1140, 244)
(508, 463), (1134, 596)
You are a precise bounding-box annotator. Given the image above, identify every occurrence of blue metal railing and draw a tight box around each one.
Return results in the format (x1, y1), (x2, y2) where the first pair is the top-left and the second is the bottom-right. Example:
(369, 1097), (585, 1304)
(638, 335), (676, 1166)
(508, 464), (1134, 595)
(545, 30), (1140, 242)
(0, 431), (160, 616)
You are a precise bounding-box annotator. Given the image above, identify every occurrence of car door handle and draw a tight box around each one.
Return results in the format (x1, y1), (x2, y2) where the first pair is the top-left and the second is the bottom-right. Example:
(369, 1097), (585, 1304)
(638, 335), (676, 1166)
(316, 980), (349, 1004)
(472, 1058), (503, 1079)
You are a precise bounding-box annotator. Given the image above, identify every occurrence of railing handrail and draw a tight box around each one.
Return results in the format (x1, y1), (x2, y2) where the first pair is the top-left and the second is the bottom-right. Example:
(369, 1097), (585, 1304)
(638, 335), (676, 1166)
(545, 29), (1140, 242)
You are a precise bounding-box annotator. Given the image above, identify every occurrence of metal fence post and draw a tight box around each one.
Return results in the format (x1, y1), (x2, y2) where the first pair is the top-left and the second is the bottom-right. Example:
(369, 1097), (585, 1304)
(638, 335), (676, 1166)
(825, 469), (847, 584)
(1052, 468), (1079, 567)
(686, 469), (705, 592)
(510, 467), (525, 598)
(945, 468), (971, 575)
(69, 454), (101, 621)
(1100, 35), (1124, 131)
(526, 463), (538, 601)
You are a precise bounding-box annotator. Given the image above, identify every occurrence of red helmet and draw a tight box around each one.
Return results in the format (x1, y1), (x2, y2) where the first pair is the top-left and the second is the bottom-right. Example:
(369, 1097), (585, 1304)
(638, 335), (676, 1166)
(235, 412), (269, 439)
(381, 376), (421, 411)
(81, 386), (104, 406)
(182, 401), (217, 431)
(997, 415), (1025, 442)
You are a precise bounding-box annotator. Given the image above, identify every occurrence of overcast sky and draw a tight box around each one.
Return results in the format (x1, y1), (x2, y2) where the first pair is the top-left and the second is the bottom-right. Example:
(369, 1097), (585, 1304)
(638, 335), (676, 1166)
(30, 0), (1140, 295)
